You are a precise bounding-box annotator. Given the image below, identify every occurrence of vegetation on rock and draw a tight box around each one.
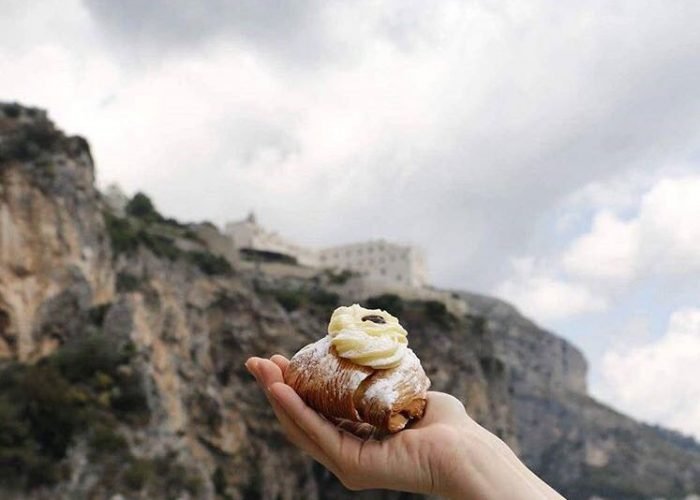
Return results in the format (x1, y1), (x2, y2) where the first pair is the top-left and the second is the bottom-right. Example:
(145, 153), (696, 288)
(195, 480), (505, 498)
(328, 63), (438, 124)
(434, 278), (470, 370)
(365, 293), (404, 316)
(105, 193), (232, 276)
(0, 331), (146, 490)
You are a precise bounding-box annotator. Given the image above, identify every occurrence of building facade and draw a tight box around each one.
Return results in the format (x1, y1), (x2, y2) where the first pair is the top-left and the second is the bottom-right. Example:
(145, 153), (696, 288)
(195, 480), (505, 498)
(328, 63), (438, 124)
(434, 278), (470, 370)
(224, 213), (319, 267)
(224, 213), (429, 288)
(318, 240), (427, 288)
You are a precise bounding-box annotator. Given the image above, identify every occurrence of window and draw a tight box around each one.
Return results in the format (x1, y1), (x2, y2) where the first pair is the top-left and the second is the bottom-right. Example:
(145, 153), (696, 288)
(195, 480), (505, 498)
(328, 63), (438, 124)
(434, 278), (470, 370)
(380, 268), (386, 275)
(396, 274), (402, 281)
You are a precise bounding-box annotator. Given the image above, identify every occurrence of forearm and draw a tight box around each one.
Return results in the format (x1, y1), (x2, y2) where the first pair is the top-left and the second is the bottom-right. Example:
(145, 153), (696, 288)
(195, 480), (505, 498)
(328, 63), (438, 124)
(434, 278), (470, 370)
(438, 419), (564, 499)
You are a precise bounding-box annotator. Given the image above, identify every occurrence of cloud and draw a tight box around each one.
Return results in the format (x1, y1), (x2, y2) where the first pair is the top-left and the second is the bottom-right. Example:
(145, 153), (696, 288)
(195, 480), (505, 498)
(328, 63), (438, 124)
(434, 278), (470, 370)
(562, 211), (640, 284)
(494, 257), (607, 322)
(2, 0), (700, 293)
(599, 308), (700, 439)
(564, 175), (700, 285)
(3, 0), (700, 437)
(638, 176), (700, 274)
(495, 174), (700, 324)
(81, 0), (332, 65)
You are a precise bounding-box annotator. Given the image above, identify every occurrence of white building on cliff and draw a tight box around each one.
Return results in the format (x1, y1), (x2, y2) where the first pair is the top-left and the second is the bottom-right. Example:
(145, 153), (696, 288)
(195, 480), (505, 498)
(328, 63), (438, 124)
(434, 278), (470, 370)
(319, 241), (427, 288)
(224, 213), (428, 288)
(224, 213), (319, 267)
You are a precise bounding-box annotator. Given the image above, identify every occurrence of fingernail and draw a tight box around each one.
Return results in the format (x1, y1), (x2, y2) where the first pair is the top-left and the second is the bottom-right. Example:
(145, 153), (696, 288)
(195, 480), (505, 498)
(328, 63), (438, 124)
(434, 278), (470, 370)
(245, 358), (257, 372)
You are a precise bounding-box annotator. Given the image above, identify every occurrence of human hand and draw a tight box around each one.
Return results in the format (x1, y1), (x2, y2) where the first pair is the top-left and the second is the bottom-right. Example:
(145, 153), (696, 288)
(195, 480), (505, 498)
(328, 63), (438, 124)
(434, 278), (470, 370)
(245, 355), (563, 499)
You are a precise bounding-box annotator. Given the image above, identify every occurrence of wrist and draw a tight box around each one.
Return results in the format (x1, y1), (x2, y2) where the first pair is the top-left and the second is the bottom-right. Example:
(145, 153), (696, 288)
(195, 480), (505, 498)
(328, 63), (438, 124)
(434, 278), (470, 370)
(437, 421), (554, 500)
(430, 417), (487, 498)
(434, 418), (525, 500)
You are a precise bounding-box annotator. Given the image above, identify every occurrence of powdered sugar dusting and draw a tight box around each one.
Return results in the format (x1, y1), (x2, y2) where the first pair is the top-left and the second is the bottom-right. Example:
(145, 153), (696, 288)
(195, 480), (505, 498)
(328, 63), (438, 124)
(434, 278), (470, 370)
(361, 348), (429, 407)
(363, 376), (398, 406)
(287, 327), (431, 436)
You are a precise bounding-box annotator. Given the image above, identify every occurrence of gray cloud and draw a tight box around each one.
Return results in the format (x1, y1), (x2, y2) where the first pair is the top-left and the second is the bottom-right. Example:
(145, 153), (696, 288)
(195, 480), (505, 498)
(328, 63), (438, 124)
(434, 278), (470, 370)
(81, 0), (335, 65)
(307, 17), (700, 288)
(9, 0), (699, 435)
(39, 1), (700, 292)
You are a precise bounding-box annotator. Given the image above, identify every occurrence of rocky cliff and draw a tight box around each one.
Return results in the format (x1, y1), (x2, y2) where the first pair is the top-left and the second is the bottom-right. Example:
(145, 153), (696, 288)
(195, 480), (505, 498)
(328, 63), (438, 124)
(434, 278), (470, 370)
(1, 102), (699, 500)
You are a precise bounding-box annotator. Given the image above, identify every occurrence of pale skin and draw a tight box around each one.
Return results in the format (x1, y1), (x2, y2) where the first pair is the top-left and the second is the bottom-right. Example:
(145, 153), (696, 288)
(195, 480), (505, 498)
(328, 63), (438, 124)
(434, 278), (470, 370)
(246, 356), (565, 499)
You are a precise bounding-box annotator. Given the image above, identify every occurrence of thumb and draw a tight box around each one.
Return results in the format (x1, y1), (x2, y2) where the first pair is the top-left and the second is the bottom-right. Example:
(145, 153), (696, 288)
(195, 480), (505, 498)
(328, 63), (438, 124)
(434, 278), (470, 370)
(414, 392), (469, 427)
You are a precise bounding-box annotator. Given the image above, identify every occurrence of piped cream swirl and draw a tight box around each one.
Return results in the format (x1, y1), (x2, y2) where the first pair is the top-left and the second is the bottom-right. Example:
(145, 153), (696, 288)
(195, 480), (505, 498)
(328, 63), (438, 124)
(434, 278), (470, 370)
(328, 304), (408, 369)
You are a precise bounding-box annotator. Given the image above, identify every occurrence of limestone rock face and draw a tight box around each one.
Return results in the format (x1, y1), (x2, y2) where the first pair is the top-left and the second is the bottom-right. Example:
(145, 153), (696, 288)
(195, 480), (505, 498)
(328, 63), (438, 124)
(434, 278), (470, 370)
(0, 104), (113, 361)
(0, 102), (699, 500)
(456, 292), (700, 499)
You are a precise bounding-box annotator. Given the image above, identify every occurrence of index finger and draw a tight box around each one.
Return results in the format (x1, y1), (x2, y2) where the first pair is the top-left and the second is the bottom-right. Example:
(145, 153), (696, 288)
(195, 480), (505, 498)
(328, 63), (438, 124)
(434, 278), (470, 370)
(270, 354), (290, 373)
(247, 359), (339, 471)
(269, 382), (364, 464)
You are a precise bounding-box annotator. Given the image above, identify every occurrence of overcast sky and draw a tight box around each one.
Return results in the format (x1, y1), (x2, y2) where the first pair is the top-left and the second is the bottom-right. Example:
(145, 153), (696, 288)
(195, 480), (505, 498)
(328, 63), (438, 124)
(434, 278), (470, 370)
(2, 0), (700, 439)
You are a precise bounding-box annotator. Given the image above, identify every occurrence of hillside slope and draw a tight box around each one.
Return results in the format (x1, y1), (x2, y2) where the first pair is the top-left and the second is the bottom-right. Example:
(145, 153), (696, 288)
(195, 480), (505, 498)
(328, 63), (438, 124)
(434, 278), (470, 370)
(1, 102), (698, 499)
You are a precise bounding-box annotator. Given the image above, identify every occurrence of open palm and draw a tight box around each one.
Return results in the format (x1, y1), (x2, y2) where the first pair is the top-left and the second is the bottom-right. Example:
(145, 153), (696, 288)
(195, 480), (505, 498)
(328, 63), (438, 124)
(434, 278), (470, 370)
(246, 355), (480, 495)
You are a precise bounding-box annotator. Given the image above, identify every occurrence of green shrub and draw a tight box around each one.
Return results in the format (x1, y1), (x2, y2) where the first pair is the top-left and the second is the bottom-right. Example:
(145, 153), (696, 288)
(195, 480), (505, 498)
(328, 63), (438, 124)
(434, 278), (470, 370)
(0, 332), (147, 491)
(273, 289), (303, 312)
(0, 122), (58, 163)
(186, 250), (232, 276)
(116, 272), (142, 293)
(2, 102), (22, 118)
(51, 334), (125, 384)
(104, 212), (139, 256)
(365, 294), (404, 316)
(0, 362), (81, 488)
(88, 303), (112, 326)
(423, 300), (447, 317)
(162, 217), (186, 228)
(422, 300), (451, 326)
(0, 391), (30, 447)
(24, 455), (60, 488)
(89, 423), (128, 455)
(308, 289), (339, 309)
(104, 210), (183, 262)
(110, 371), (149, 418)
(137, 230), (181, 260)
(325, 269), (355, 285)
(21, 363), (83, 459)
(240, 248), (297, 265)
(150, 456), (202, 496)
(182, 471), (203, 495)
(466, 314), (486, 336)
(268, 286), (339, 313)
(183, 228), (201, 241)
(24, 124), (56, 150)
(123, 458), (154, 490)
(125, 193), (162, 222)
(213, 467), (229, 498)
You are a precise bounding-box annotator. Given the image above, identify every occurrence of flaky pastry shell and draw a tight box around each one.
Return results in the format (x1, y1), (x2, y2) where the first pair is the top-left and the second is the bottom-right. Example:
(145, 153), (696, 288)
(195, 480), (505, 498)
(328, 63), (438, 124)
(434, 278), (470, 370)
(285, 336), (430, 437)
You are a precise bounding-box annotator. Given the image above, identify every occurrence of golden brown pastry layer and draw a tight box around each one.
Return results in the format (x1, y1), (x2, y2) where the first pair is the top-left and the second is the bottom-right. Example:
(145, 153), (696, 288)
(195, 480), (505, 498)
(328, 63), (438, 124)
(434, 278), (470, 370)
(285, 336), (430, 437)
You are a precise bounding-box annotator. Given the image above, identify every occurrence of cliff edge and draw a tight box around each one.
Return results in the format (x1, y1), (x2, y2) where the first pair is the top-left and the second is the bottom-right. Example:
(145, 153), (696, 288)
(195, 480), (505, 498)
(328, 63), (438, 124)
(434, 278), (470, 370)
(1, 103), (699, 500)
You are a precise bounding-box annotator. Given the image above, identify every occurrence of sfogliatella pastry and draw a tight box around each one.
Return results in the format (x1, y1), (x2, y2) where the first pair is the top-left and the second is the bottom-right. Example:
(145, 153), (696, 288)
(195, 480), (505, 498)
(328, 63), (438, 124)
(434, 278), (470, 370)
(285, 304), (431, 438)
